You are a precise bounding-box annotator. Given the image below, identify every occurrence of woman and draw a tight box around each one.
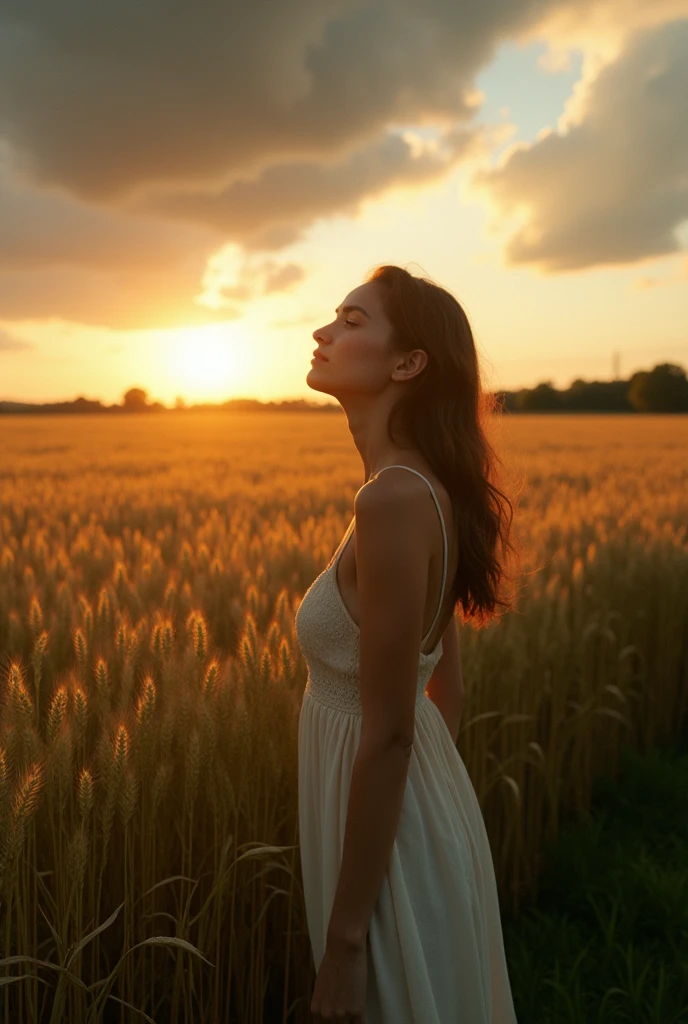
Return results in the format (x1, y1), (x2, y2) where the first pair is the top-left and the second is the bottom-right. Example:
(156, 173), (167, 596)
(295, 264), (518, 1023)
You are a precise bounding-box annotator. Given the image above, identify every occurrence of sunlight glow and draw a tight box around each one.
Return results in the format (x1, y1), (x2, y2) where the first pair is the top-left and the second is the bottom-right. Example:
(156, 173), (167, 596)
(169, 326), (247, 402)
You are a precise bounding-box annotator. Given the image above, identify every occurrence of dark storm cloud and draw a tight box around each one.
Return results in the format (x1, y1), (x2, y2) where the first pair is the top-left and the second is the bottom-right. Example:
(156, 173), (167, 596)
(471, 18), (688, 271)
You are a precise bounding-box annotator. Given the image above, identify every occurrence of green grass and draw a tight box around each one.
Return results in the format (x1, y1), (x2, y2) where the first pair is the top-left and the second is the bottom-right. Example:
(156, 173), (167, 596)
(502, 721), (688, 1022)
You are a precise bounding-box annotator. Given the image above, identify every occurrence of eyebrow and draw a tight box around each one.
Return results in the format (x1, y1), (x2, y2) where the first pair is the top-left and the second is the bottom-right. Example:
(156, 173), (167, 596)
(335, 304), (371, 319)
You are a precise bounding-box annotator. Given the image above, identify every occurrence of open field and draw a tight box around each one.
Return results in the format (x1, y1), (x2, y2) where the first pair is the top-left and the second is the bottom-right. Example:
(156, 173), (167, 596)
(1, 411), (687, 1022)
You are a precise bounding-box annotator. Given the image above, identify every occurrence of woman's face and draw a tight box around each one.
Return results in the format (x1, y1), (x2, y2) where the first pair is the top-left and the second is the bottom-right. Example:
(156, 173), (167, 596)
(308, 281), (397, 395)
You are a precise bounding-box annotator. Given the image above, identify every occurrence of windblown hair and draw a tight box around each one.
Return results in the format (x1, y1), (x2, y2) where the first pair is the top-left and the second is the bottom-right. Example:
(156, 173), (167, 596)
(366, 264), (520, 628)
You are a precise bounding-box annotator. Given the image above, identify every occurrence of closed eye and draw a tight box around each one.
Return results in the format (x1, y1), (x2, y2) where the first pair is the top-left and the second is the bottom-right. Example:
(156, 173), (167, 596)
(344, 319), (357, 327)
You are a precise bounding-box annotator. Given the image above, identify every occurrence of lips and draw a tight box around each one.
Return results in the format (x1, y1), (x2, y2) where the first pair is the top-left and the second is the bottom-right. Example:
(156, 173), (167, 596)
(312, 350), (328, 361)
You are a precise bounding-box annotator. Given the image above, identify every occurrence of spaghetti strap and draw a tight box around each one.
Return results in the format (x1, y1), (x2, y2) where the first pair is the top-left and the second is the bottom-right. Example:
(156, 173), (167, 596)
(333, 515), (355, 568)
(372, 465), (449, 645)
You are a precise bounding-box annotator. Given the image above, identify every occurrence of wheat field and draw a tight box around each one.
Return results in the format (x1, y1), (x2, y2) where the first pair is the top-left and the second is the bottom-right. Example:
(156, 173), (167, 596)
(1, 410), (686, 1023)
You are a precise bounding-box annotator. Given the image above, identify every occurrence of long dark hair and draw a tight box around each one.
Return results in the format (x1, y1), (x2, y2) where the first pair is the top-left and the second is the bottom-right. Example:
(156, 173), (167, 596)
(366, 264), (520, 628)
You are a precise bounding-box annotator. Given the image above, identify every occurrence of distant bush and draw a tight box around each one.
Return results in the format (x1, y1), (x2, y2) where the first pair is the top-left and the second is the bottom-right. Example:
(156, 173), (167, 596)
(122, 386), (149, 411)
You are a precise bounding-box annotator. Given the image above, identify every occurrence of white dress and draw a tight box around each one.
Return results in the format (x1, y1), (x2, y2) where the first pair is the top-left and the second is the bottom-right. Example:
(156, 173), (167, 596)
(295, 465), (518, 1023)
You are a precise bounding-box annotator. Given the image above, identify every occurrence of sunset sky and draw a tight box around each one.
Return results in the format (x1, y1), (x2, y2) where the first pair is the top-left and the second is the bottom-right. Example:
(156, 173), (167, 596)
(1, 1), (687, 406)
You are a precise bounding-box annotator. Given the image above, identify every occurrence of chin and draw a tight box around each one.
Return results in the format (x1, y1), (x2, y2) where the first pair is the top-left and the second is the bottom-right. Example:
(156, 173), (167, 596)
(306, 368), (333, 396)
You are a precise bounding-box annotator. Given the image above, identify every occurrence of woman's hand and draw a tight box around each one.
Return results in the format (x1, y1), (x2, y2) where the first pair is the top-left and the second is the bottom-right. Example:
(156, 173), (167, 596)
(310, 936), (367, 1023)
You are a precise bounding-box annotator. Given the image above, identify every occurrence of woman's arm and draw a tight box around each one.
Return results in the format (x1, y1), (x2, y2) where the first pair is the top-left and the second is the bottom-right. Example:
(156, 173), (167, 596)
(425, 614), (464, 744)
(326, 733), (414, 952)
(325, 473), (439, 952)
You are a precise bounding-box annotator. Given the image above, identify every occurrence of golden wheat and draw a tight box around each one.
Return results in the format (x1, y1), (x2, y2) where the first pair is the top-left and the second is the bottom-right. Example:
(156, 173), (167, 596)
(0, 410), (685, 1022)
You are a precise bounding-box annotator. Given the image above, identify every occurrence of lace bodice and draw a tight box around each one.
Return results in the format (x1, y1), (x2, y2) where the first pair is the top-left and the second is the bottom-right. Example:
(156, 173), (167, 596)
(295, 466), (448, 716)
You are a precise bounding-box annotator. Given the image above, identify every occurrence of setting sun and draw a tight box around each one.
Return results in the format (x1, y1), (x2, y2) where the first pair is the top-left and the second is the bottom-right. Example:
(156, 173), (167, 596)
(168, 326), (248, 402)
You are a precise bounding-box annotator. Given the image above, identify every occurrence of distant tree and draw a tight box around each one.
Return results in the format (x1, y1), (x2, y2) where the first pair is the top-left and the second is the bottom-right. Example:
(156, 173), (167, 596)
(175, 395), (186, 409)
(563, 378), (633, 411)
(122, 387), (149, 411)
(515, 382), (562, 411)
(628, 363), (688, 412)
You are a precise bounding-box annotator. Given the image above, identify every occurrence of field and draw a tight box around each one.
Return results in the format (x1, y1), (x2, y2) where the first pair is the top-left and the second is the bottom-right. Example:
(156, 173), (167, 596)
(1, 410), (687, 1023)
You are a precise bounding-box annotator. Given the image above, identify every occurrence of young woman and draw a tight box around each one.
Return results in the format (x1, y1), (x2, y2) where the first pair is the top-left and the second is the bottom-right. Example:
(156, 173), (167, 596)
(295, 264), (518, 1023)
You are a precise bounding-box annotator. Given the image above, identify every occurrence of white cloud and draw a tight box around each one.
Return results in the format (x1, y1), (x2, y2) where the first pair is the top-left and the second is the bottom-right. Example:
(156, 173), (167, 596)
(471, 19), (688, 271)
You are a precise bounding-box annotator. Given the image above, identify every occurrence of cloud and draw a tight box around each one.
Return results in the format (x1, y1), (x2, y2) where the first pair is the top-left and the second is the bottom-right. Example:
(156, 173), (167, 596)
(196, 248), (307, 308)
(0, 0), (686, 330)
(0, 152), (235, 326)
(0, 261), (242, 330)
(470, 18), (688, 271)
(0, 327), (34, 351)
(263, 262), (305, 294)
(0, 1), (542, 202)
(142, 128), (482, 249)
(0, 153), (218, 273)
(0, 155), (306, 326)
(0, 0), (519, 328)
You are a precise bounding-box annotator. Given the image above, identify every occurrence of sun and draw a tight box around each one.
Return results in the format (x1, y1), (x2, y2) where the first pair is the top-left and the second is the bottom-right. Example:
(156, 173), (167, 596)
(171, 328), (240, 401)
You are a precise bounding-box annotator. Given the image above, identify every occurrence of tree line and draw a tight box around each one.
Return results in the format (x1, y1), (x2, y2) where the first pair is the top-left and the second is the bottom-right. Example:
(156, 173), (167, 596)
(498, 362), (688, 413)
(1, 362), (686, 415)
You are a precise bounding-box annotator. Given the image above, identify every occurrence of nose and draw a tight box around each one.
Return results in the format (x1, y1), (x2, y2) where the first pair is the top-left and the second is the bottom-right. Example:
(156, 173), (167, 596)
(313, 325), (328, 343)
